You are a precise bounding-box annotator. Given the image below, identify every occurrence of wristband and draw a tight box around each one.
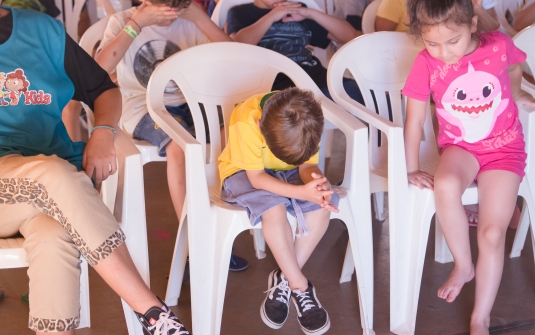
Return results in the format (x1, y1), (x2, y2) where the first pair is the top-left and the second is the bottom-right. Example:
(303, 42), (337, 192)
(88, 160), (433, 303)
(90, 125), (117, 136)
(123, 25), (138, 39)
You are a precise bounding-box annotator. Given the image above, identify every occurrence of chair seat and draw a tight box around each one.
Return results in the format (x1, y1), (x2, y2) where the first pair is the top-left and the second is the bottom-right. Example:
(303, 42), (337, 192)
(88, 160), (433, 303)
(133, 139), (167, 165)
(0, 237), (27, 269)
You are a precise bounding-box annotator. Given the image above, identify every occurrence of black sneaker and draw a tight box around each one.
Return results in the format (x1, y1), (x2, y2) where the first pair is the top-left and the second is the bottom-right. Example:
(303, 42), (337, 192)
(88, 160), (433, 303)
(260, 269), (291, 329)
(229, 253), (249, 272)
(135, 297), (191, 335)
(291, 282), (330, 335)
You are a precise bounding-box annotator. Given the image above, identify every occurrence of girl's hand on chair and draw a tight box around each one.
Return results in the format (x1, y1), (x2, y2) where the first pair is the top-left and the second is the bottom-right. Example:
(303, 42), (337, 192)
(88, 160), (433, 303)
(513, 90), (535, 109)
(407, 170), (434, 190)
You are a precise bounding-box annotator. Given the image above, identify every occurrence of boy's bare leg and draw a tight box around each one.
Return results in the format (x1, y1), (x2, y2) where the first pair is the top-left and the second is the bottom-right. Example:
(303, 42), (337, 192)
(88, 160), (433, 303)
(294, 209), (330, 268)
(470, 170), (520, 335)
(434, 146), (479, 303)
(262, 204), (308, 291)
(93, 243), (160, 313)
(62, 100), (83, 142)
(165, 141), (186, 220)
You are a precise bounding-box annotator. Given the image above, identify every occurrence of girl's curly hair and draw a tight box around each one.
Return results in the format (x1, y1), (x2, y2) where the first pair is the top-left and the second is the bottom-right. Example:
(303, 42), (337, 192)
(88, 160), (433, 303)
(406, 0), (477, 36)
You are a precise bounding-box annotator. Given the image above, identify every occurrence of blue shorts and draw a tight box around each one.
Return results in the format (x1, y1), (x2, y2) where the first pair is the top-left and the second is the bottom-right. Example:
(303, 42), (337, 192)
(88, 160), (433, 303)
(132, 104), (195, 157)
(220, 169), (340, 227)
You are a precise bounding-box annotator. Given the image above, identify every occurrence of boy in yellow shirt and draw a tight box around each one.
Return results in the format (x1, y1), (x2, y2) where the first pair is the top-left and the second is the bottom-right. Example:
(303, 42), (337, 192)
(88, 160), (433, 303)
(219, 88), (338, 335)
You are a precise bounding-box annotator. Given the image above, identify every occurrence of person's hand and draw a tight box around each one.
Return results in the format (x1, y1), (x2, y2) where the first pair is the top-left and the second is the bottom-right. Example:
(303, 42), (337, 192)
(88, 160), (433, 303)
(280, 4), (312, 22)
(311, 172), (339, 212)
(177, 1), (205, 22)
(472, 0), (483, 8)
(407, 170), (434, 190)
(513, 90), (535, 109)
(131, 1), (179, 28)
(83, 129), (117, 185)
(268, 1), (302, 23)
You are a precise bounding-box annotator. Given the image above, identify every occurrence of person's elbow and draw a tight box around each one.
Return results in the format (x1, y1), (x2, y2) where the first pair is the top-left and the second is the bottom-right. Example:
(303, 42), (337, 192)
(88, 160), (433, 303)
(375, 16), (398, 31)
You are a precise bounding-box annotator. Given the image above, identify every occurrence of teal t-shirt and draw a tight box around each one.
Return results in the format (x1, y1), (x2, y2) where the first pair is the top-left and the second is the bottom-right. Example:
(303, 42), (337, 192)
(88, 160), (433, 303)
(0, 7), (85, 170)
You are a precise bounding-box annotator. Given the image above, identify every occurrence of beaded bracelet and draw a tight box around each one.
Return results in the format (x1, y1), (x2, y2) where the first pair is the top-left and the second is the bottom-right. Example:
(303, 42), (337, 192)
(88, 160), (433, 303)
(123, 25), (138, 39)
(90, 125), (117, 136)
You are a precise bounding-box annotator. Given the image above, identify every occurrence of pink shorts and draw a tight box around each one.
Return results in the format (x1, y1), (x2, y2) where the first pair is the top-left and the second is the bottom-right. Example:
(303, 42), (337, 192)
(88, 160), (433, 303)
(442, 144), (527, 179)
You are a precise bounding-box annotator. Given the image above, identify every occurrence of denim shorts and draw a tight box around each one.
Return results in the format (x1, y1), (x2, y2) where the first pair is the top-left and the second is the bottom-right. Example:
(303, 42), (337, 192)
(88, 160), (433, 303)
(221, 169), (340, 234)
(132, 104), (195, 157)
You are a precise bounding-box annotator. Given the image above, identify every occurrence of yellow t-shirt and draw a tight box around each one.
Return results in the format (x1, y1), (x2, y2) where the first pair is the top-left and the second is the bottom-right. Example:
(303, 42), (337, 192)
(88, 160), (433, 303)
(218, 93), (319, 184)
(376, 0), (409, 32)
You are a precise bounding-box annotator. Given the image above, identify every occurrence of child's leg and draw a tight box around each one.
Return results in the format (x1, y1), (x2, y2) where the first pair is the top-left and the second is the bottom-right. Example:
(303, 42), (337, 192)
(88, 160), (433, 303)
(262, 204), (308, 291)
(434, 146), (480, 303)
(470, 170), (520, 335)
(164, 140), (186, 220)
(262, 205), (330, 291)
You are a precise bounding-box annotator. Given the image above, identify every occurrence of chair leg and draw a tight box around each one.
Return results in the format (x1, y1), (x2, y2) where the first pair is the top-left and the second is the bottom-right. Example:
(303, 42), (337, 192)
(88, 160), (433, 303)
(510, 199), (530, 258)
(373, 192), (386, 221)
(165, 216), (189, 306)
(77, 258), (90, 329)
(390, 188), (435, 335)
(252, 229), (267, 259)
(434, 217), (453, 263)
(337, 199), (375, 334)
(339, 241), (355, 283)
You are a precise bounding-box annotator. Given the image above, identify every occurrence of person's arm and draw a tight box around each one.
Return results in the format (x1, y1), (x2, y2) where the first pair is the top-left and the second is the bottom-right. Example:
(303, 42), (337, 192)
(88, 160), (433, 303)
(473, 0), (500, 32)
(284, 6), (360, 44)
(404, 97), (434, 190)
(375, 16), (398, 31)
(299, 164), (338, 211)
(230, 2), (302, 44)
(245, 168), (334, 205)
(178, 1), (232, 41)
(514, 2), (535, 31)
(83, 88), (122, 185)
(95, 3), (179, 73)
(509, 63), (535, 108)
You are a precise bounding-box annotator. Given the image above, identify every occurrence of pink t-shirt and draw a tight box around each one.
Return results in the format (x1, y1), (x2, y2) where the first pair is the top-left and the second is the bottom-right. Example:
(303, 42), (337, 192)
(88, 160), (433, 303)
(402, 31), (527, 153)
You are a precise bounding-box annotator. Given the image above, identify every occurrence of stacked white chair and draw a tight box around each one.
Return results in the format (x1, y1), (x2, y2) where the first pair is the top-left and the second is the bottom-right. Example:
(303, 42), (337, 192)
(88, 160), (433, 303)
(328, 31), (535, 335)
(361, 0), (382, 34)
(146, 42), (375, 335)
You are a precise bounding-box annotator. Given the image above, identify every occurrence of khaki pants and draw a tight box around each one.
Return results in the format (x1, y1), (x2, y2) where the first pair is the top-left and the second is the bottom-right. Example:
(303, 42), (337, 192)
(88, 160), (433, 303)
(0, 154), (125, 332)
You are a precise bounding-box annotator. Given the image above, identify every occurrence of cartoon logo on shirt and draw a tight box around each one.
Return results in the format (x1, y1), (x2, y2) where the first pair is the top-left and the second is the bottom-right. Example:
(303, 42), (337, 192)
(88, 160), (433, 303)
(0, 69), (52, 106)
(436, 62), (508, 143)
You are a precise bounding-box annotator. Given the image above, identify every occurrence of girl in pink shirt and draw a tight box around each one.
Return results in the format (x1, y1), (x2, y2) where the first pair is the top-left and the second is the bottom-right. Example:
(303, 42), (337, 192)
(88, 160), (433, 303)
(402, 0), (535, 333)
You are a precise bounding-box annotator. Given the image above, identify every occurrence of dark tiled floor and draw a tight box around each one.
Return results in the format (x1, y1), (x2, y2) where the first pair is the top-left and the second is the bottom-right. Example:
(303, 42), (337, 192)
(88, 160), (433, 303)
(1, 131), (535, 334)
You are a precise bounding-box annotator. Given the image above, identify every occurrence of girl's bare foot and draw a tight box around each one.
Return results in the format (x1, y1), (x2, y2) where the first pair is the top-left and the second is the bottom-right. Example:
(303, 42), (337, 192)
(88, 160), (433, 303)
(470, 320), (490, 335)
(437, 263), (474, 303)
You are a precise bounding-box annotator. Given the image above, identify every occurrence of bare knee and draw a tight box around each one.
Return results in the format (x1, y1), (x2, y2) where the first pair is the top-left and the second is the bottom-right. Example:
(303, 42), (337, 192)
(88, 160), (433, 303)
(261, 204), (288, 226)
(478, 225), (507, 249)
(434, 173), (464, 199)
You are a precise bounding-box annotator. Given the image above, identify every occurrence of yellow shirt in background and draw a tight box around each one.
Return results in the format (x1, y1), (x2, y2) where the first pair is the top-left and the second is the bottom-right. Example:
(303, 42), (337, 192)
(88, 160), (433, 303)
(218, 93), (319, 184)
(376, 0), (409, 32)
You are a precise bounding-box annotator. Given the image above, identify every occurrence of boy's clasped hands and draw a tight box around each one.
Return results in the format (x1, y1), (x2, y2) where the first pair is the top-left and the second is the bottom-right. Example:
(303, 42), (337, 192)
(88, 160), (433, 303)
(303, 172), (339, 213)
(269, 1), (312, 23)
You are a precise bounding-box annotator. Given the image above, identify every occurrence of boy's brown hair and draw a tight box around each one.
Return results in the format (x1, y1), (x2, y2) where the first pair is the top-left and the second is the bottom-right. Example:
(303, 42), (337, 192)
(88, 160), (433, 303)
(260, 88), (324, 166)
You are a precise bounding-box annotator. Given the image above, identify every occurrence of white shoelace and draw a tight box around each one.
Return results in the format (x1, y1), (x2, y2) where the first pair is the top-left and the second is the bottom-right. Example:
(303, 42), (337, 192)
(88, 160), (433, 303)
(265, 276), (291, 304)
(294, 291), (316, 313)
(148, 312), (189, 335)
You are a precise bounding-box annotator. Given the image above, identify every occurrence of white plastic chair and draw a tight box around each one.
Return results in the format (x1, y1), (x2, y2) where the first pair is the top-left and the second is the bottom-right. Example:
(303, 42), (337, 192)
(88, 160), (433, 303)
(146, 42), (375, 335)
(329, 31), (535, 335)
(496, 0), (525, 37)
(79, 19), (151, 335)
(361, 0), (381, 34)
(509, 25), (535, 260)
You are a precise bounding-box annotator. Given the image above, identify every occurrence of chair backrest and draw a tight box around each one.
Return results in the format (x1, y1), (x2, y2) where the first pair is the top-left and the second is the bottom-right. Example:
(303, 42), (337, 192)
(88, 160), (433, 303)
(79, 16), (111, 55)
(361, 0), (381, 34)
(328, 32), (435, 171)
(496, 0), (525, 37)
(211, 0), (322, 28)
(62, 0), (87, 40)
(146, 42), (362, 194)
(514, 24), (535, 77)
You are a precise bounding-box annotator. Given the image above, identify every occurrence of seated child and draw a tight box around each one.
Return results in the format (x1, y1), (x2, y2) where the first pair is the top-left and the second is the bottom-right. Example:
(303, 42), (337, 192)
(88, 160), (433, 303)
(227, 0), (364, 103)
(218, 88), (339, 334)
(96, 0), (248, 270)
